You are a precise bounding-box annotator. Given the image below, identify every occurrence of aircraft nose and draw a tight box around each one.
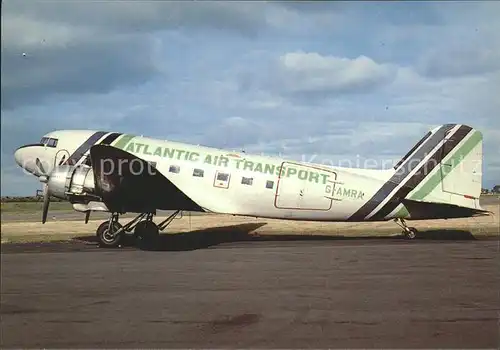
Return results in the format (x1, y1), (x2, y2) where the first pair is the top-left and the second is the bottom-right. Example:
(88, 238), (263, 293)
(14, 146), (38, 175)
(14, 147), (27, 167)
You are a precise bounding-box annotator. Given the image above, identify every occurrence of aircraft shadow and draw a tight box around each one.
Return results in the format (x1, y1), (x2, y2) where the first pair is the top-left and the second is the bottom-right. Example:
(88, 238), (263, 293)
(411, 229), (477, 241)
(72, 224), (477, 252)
(145, 222), (269, 251)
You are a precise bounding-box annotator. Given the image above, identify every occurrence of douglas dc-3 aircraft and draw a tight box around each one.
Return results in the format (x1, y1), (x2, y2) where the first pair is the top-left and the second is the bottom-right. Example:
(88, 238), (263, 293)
(14, 123), (488, 248)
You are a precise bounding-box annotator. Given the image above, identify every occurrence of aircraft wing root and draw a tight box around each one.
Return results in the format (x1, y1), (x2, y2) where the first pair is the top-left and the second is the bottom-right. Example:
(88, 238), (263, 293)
(89, 144), (203, 214)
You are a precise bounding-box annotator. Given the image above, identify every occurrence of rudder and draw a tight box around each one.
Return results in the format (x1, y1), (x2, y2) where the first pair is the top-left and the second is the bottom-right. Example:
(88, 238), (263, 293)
(440, 127), (483, 199)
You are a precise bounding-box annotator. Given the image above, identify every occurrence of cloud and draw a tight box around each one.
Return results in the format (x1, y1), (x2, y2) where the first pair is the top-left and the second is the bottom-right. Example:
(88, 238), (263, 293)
(238, 52), (397, 103)
(1, 1), (275, 110)
(1, 14), (91, 50)
(278, 52), (397, 94)
(7, 1), (271, 35)
(417, 46), (500, 79)
(1, 35), (158, 109)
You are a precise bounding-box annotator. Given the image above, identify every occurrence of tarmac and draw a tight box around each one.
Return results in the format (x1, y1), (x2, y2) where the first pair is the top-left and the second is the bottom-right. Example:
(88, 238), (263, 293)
(1, 233), (499, 348)
(1, 195), (499, 348)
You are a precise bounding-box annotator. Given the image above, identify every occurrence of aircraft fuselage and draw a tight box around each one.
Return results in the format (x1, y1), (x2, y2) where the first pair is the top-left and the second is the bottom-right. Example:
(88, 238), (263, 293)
(14, 125), (486, 224)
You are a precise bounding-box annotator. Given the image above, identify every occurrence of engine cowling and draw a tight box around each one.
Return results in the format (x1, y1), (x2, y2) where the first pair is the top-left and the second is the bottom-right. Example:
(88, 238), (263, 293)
(47, 164), (96, 200)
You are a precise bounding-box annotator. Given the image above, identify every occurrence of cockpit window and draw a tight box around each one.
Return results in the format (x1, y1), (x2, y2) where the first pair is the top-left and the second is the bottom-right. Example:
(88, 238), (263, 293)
(39, 137), (58, 147)
(47, 138), (58, 147)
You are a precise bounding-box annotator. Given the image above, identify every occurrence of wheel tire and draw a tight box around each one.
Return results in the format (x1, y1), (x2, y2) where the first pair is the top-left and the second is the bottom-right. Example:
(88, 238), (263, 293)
(134, 221), (159, 250)
(405, 228), (418, 240)
(96, 220), (123, 248)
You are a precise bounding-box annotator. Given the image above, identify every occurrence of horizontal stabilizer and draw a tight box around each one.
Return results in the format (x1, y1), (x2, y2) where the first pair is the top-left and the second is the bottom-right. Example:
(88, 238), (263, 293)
(402, 198), (491, 220)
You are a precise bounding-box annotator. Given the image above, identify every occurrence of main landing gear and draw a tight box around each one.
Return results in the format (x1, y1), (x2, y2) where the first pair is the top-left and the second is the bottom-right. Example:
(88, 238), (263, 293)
(96, 210), (181, 248)
(394, 218), (419, 240)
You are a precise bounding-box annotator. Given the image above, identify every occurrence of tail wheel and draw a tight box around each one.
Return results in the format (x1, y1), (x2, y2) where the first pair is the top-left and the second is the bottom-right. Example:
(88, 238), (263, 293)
(134, 221), (159, 249)
(404, 228), (418, 240)
(96, 220), (123, 248)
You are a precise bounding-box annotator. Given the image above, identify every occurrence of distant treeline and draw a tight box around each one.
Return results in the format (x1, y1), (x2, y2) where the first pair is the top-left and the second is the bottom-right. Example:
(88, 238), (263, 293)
(1, 196), (65, 203)
(482, 185), (500, 194)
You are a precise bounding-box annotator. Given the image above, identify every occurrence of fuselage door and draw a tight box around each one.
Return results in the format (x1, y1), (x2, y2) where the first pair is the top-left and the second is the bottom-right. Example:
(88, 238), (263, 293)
(274, 162), (337, 211)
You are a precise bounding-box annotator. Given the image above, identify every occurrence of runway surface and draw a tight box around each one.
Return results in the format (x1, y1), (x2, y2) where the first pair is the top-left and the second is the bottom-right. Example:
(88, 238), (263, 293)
(1, 235), (499, 348)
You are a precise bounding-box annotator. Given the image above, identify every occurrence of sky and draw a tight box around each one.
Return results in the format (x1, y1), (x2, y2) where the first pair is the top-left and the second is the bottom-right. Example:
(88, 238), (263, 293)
(1, 1), (499, 195)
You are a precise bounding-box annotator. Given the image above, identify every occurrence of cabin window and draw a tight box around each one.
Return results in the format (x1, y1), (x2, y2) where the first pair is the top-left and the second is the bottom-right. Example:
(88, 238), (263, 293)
(214, 171), (231, 189)
(46, 138), (58, 147)
(169, 165), (180, 173)
(216, 172), (229, 181)
(266, 180), (274, 189)
(241, 177), (253, 185)
(193, 168), (204, 177)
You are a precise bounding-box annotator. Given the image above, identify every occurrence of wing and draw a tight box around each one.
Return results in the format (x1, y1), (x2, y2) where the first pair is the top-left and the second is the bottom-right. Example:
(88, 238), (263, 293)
(89, 144), (203, 214)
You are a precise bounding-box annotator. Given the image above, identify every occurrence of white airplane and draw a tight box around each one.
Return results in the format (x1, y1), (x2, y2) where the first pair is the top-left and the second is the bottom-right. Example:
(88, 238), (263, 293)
(14, 123), (489, 248)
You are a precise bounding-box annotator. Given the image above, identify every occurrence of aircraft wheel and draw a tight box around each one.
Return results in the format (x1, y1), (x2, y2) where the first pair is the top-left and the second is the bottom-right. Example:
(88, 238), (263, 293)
(134, 221), (159, 250)
(404, 227), (418, 240)
(96, 220), (123, 248)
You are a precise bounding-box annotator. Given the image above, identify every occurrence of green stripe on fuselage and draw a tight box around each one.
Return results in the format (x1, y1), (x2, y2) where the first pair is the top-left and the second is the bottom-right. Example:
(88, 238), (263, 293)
(394, 130), (482, 217)
(114, 134), (135, 149)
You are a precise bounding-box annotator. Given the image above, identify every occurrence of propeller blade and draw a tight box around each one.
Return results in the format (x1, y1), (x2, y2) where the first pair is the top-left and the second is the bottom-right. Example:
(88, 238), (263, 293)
(58, 154), (66, 166)
(85, 211), (91, 224)
(42, 184), (50, 224)
(36, 157), (47, 175)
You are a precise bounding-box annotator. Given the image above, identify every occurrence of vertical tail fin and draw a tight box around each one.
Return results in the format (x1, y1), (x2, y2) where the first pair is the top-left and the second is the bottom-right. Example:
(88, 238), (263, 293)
(353, 124), (484, 221)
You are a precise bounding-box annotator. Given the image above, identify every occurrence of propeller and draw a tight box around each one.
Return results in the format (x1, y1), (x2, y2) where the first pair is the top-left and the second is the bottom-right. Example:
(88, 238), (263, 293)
(41, 181), (50, 224)
(37, 151), (70, 224)
(36, 158), (51, 224)
(36, 157), (48, 178)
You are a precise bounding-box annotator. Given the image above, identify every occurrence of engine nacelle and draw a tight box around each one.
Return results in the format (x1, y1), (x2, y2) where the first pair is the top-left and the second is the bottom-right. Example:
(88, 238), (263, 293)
(47, 165), (96, 200)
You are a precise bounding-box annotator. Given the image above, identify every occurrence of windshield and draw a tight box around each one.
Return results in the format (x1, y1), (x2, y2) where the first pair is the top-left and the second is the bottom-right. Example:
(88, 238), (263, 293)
(39, 137), (58, 148)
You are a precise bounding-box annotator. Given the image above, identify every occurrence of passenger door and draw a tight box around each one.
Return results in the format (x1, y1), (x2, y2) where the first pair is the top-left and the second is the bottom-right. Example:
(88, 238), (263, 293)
(274, 162), (337, 211)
